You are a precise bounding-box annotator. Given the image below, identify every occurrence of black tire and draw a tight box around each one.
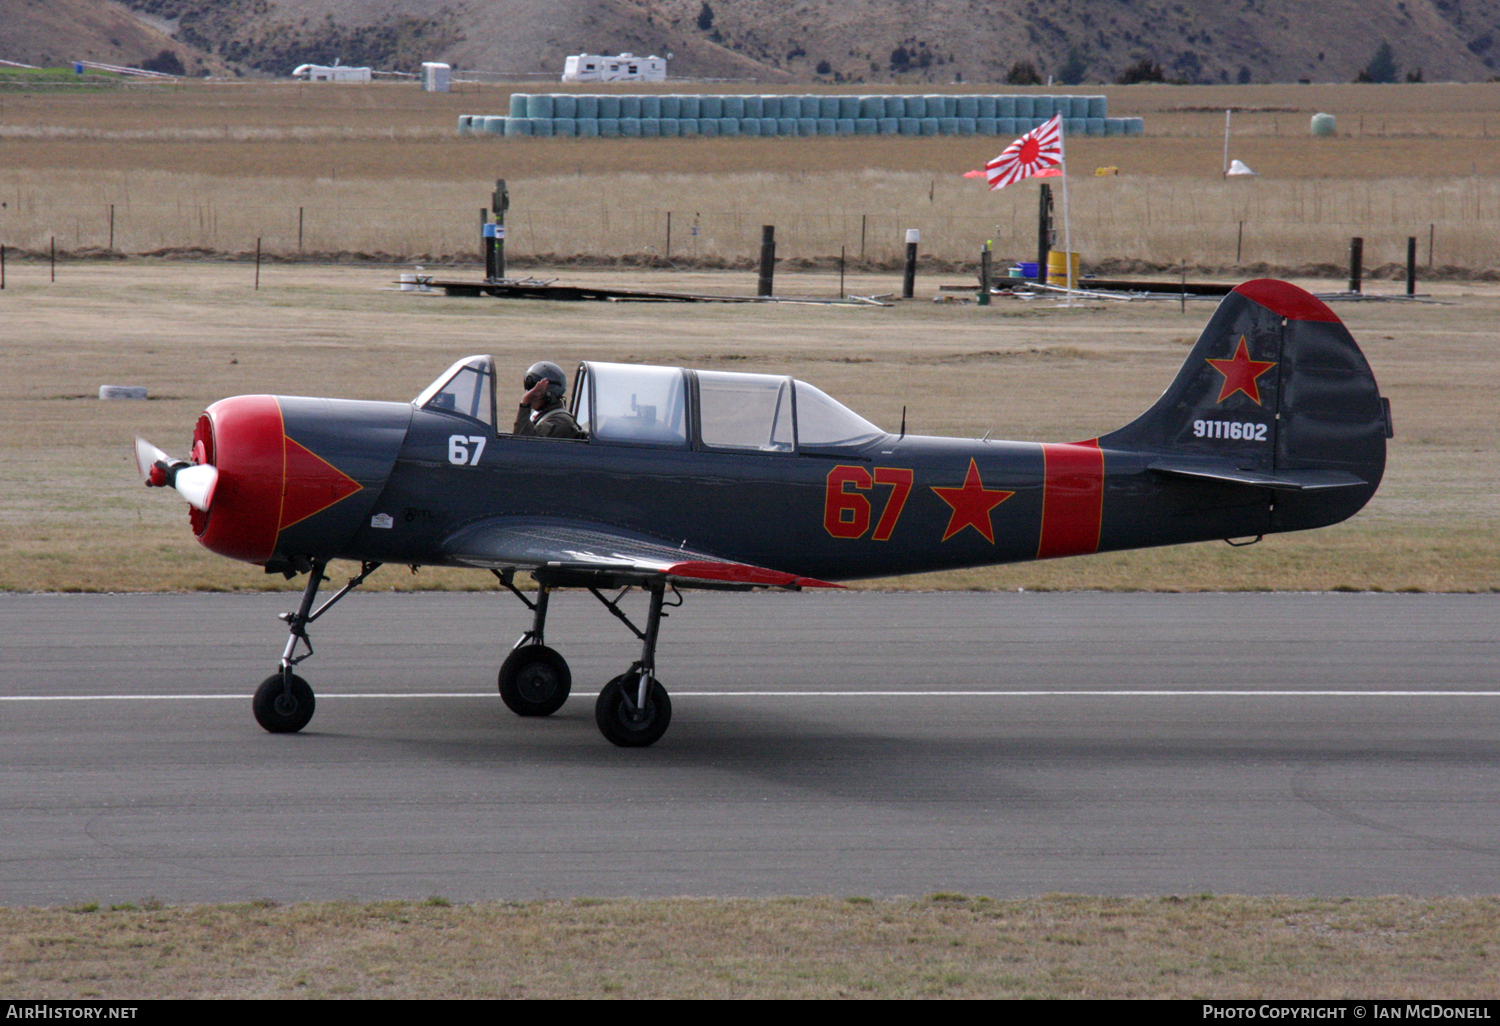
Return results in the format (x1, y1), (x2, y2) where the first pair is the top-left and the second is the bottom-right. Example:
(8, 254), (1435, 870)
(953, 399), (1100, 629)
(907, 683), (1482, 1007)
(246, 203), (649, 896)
(497, 645), (572, 717)
(595, 672), (672, 748)
(252, 672), (315, 733)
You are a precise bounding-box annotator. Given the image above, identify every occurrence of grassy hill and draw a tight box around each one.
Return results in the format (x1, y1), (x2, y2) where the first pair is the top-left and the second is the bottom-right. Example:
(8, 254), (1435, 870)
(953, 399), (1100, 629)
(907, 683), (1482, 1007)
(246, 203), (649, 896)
(2, 0), (1497, 83)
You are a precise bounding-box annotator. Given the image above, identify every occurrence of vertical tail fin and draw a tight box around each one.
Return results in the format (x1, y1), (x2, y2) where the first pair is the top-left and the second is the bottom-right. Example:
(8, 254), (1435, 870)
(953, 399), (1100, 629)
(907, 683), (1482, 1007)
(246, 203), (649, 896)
(1100, 279), (1388, 531)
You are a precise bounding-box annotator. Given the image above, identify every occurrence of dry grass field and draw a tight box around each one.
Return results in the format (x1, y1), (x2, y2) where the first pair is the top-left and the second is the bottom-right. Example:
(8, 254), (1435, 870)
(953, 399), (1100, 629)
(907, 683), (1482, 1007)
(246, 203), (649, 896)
(0, 260), (1494, 594)
(5, 894), (1499, 999)
(0, 82), (1498, 268)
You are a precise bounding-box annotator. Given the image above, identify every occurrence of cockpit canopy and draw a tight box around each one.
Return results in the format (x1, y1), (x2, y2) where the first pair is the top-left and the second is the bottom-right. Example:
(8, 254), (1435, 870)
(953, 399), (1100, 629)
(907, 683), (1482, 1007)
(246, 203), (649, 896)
(415, 356), (886, 451)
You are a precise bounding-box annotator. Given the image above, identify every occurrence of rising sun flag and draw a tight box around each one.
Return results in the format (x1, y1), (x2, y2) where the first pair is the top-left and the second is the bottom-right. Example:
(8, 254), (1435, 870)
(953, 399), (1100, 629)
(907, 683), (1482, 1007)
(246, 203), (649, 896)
(984, 114), (1064, 190)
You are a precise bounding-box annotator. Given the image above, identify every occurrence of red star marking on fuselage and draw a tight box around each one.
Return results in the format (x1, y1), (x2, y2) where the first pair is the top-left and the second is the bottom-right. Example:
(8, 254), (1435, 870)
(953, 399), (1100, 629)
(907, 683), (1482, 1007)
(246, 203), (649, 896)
(931, 458), (1014, 543)
(1206, 335), (1277, 405)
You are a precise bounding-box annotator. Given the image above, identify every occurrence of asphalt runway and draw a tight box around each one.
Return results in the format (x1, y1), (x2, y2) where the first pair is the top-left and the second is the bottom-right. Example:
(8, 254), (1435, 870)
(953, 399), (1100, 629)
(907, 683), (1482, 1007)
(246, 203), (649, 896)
(1, 590), (1496, 906)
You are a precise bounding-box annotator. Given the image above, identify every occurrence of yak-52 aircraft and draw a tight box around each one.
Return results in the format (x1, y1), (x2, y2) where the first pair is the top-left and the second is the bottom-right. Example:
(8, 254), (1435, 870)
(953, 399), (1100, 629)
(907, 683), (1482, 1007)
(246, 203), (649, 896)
(136, 279), (1390, 747)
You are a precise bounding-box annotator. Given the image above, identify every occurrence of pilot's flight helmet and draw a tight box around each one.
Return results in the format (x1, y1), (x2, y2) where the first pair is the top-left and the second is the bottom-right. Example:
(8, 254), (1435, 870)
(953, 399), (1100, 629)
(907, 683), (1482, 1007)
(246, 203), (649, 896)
(524, 361), (567, 401)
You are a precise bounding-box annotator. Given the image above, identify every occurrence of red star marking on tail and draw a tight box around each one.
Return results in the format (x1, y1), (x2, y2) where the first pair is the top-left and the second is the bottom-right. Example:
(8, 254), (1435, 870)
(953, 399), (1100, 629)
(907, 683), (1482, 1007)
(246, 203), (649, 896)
(1206, 335), (1277, 405)
(931, 458), (1014, 543)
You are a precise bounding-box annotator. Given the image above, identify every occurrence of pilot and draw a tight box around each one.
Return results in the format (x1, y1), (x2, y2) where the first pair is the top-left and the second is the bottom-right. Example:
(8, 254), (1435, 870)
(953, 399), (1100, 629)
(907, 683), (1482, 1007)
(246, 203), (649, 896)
(515, 361), (584, 439)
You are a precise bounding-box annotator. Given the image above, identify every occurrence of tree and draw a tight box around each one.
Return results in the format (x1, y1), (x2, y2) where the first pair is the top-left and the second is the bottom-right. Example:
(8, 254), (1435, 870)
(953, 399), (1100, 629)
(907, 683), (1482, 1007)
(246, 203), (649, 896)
(697, 2), (714, 31)
(1356, 42), (1398, 83)
(140, 49), (185, 76)
(1116, 57), (1164, 84)
(1057, 47), (1089, 85)
(1005, 61), (1042, 85)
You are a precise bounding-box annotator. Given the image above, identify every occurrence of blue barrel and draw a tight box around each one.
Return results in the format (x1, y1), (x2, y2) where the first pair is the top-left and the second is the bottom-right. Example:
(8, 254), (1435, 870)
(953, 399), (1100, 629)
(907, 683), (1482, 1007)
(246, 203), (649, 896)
(996, 118), (1016, 136)
(576, 95), (599, 118)
(553, 94), (576, 118)
(814, 117), (834, 134)
(722, 95), (745, 118)
(659, 95), (680, 119)
(835, 118), (855, 135)
(1012, 95), (1033, 119)
(897, 96), (920, 117)
(640, 95), (661, 118)
(1066, 117), (1086, 136)
(976, 117), (998, 135)
(553, 117), (576, 137)
(718, 117), (738, 135)
(526, 94), (553, 118)
(576, 118), (599, 137)
(1123, 117), (1144, 136)
(898, 117), (919, 135)
(678, 118), (699, 136)
(759, 95), (782, 117)
(1033, 96), (1056, 118)
(877, 117), (898, 134)
(1019, 261), (1039, 278)
(884, 96), (905, 118)
(598, 117), (619, 137)
(992, 95), (1012, 118)
(817, 96), (838, 118)
(758, 117), (777, 135)
(1085, 117), (1105, 136)
(678, 95), (700, 118)
(777, 117), (797, 135)
(658, 117), (679, 136)
(700, 119), (720, 137)
(508, 94), (528, 118)
(700, 95), (723, 118)
(740, 118), (760, 136)
(859, 96), (883, 118)
(618, 96), (640, 118)
(639, 118), (659, 137)
(956, 96), (979, 119)
(956, 117), (976, 136)
(456, 115), (472, 135)
(1088, 95), (1107, 118)
(504, 117), (532, 137)
(598, 95), (620, 118)
(938, 117), (959, 135)
(919, 117), (939, 135)
(838, 96), (860, 119)
(1103, 118), (1123, 137)
(922, 95), (943, 117)
(796, 117), (817, 136)
(531, 118), (554, 137)
(619, 117), (641, 137)
(483, 116), (507, 135)
(743, 95), (762, 118)
(854, 118), (878, 135)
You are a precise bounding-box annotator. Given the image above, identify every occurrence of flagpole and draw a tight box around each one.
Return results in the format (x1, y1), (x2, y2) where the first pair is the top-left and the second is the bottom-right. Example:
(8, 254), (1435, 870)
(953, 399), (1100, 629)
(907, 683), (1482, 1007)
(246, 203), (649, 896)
(1060, 119), (1074, 307)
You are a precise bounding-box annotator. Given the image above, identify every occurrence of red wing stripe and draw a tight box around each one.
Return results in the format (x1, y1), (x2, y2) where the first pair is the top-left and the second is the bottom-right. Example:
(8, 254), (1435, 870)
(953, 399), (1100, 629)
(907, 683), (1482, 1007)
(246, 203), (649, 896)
(667, 561), (843, 589)
(1036, 440), (1104, 560)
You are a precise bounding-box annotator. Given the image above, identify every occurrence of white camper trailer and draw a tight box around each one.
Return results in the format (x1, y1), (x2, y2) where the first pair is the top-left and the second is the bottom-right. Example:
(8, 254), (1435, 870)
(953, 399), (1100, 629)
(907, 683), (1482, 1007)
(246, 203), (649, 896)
(422, 62), (451, 92)
(561, 53), (666, 83)
(292, 62), (372, 83)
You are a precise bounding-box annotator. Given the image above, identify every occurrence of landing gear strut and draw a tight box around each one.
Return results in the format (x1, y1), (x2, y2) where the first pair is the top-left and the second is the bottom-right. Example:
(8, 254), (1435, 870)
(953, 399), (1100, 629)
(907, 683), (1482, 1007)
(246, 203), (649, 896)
(494, 572), (680, 747)
(251, 559), (380, 734)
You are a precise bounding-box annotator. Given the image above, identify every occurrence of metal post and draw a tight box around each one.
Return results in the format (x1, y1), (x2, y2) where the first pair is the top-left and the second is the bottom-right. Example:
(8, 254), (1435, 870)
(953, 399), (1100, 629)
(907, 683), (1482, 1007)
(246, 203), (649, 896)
(481, 209), (494, 281)
(493, 179), (509, 282)
(839, 245), (845, 299)
(1236, 220), (1244, 264)
(108, 203), (114, 252)
(665, 211), (671, 258)
(1428, 223), (1434, 268)
(757, 224), (775, 297)
(255, 237), (261, 291)
(1348, 236), (1363, 294)
(50, 236), (55, 282)
(1036, 183), (1052, 281)
(298, 207), (304, 254)
(860, 214), (867, 262)
(1, 244), (5, 290)
(901, 229), (918, 299)
(978, 242), (991, 306)
(1406, 236), (1417, 296)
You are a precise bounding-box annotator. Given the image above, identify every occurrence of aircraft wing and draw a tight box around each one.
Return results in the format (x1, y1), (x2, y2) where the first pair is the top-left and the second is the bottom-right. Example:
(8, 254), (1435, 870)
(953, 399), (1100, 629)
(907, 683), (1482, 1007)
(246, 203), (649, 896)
(440, 516), (840, 591)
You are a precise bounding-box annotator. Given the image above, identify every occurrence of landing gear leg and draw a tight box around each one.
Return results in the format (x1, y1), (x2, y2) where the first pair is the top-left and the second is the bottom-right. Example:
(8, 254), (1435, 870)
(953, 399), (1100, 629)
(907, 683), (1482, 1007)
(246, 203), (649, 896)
(591, 580), (675, 748)
(251, 559), (381, 734)
(494, 570), (571, 717)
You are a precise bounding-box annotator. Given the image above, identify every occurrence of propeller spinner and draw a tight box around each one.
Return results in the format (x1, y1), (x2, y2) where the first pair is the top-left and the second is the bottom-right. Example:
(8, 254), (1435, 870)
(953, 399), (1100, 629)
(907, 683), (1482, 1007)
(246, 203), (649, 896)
(135, 436), (218, 512)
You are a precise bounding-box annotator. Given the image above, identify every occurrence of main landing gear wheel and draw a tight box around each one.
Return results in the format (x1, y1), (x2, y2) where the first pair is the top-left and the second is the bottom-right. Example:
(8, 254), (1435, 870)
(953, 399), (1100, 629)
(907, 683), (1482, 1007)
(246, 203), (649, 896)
(595, 673), (672, 748)
(253, 672), (316, 733)
(497, 644), (572, 717)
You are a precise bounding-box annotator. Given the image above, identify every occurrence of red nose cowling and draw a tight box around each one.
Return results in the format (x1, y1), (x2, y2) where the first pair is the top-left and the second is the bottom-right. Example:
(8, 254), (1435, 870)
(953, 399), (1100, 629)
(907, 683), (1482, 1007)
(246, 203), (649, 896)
(191, 395), (362, 565)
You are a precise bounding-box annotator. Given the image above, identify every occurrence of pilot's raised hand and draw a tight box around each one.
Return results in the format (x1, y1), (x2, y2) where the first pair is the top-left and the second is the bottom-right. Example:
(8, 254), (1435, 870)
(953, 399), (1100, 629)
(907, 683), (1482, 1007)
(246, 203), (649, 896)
(521, 378), (550, 409)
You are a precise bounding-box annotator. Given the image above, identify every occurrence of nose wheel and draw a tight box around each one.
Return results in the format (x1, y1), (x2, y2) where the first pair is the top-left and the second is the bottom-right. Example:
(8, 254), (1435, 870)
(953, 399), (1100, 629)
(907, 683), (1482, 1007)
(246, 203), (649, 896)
(253, 671), (315, 733)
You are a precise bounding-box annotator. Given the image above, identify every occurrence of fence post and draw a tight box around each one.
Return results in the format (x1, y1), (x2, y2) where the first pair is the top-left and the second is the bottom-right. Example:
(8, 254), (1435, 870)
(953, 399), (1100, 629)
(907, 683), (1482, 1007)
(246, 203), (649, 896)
(1406, 236), (1417, 296)
(902, 229), (919, 299)
(978, 242), (991, 306)
(757, 225), (775, 297)
(1348, 236), (1363, 294)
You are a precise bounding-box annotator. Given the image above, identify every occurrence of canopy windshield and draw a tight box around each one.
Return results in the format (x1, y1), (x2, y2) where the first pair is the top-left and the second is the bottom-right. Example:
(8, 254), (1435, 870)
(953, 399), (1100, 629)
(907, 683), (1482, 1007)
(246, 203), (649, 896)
(414, 355), (496, 427)
(793, 381), (885, 448)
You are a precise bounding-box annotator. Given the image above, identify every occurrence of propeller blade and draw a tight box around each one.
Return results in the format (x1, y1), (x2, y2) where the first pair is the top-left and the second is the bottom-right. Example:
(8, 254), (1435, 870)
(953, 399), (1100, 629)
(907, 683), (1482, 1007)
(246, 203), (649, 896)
(134, 436), (170, 483)
(173, 464), (219, 512)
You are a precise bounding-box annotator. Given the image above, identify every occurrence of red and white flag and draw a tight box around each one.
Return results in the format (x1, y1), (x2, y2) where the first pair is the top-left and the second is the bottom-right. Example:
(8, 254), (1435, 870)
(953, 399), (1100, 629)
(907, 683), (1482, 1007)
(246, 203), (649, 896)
(984, 114), (1063, 190)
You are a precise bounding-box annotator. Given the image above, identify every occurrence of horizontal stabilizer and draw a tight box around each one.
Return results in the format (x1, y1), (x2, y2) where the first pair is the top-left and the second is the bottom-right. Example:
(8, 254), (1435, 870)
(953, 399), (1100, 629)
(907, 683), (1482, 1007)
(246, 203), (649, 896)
(1148, 460), (1366, 491)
